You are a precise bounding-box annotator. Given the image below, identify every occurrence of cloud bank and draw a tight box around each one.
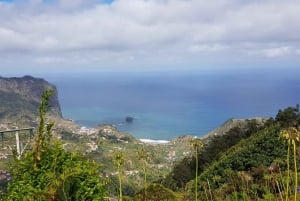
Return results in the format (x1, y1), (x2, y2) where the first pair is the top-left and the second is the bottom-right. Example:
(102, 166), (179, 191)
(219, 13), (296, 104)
(0, 0), (300, 71)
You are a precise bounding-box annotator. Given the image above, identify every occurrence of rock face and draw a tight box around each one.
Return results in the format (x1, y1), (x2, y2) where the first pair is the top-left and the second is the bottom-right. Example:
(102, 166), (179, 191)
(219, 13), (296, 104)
(202, 118), (266, 139)
(125, 116), (134, 123)
(97, 125), (137, 142)
(0, 75), (62, 122)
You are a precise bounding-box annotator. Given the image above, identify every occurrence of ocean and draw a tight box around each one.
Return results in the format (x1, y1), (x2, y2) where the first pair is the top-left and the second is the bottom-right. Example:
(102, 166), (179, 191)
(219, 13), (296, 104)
(44, 69), (300, 140)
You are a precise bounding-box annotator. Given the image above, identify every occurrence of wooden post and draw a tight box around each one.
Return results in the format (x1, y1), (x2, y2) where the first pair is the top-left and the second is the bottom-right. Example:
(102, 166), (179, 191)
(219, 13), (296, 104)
(30, 128), (34, 142)
(0, 132), (3, 147)
(15, 131), (21, 159)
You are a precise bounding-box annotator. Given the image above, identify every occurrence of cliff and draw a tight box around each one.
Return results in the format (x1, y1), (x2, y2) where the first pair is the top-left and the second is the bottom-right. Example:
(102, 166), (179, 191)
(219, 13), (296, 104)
(202, 117), (267, 139)
(0, 75), (62, 123)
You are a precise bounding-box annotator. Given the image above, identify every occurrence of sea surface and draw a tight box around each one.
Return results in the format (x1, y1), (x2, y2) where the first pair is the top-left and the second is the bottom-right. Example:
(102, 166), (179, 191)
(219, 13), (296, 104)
(44, 69), (300, 140)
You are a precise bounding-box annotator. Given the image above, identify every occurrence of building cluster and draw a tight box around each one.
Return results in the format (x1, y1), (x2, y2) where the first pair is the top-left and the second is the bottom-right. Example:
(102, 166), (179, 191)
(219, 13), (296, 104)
(78, 127), (97, 136)
(0, 152), (8, 160)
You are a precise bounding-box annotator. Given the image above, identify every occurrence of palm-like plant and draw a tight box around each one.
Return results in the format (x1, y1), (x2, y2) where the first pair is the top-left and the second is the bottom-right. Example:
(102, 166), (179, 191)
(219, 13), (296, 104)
(190, 137), (204, 201)
(6, 90), (107, 201)
(280, 127), (300, 201)
(113, 151), (125, 201)
(137, 148), (150, 200)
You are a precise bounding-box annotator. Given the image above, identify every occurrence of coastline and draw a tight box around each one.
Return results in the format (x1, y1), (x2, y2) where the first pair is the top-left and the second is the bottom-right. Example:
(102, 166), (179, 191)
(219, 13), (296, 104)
(139, 139), (170, 144)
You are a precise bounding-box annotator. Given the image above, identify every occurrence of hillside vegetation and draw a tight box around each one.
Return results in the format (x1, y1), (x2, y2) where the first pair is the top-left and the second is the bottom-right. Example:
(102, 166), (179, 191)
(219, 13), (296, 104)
(161, 105), (300, 201)
(0, 76), (62, 124)
(1, 76), (300, 200)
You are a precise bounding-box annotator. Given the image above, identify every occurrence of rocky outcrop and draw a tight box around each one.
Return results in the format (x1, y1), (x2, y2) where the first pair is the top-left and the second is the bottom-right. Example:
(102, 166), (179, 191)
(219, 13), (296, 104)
(97, 125), (137, 142)
(0, 75), (62, 122)
(202, 117), (266, 139)
(125, 116), (134, 123)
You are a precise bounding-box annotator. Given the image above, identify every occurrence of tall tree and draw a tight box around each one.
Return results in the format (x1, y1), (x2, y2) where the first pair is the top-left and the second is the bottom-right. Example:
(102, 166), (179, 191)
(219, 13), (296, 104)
(190, 137), (204, 201)
(5, 90), (107, 201)
(113, 150), (125, 201)
(281, 127), (300, 201)
(137, 148), (150, 200)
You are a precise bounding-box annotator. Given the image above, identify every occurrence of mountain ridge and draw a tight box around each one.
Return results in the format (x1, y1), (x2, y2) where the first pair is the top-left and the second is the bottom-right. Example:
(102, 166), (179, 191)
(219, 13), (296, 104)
(0, 75), (62, 123)
(203, 117), (267, 139)
(0, 75), (268, 141)
(3, 75), (292, 200)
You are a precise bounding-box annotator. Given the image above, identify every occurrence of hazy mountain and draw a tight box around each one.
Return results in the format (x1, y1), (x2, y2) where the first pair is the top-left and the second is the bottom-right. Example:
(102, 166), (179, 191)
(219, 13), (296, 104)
(0, 75), (62, 124)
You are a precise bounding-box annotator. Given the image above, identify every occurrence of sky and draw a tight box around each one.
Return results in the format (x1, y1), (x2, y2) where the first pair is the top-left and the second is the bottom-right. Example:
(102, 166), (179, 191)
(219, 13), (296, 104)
(0, 0), (300, 74)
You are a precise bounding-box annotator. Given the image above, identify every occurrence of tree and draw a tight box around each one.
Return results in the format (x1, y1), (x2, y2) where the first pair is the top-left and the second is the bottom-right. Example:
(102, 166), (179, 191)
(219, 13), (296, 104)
(5, 90), (107, 201)
(276, 106), (300, 128)
(190, 137), (204, 201)
(280, 127), (300, 201)
(113, 150), (125, 201)
(137, 148), (150, 200)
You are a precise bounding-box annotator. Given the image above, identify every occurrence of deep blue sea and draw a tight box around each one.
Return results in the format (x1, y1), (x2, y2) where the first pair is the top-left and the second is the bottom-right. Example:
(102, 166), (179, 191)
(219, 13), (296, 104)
(44, 69), (300, 140)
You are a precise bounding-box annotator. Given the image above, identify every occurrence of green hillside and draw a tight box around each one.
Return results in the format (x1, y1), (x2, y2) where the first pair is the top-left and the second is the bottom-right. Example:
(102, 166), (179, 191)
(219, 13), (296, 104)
(1, 76), (300, 200)
(0, 76), (62, 124)
(162, 106), (300, 201)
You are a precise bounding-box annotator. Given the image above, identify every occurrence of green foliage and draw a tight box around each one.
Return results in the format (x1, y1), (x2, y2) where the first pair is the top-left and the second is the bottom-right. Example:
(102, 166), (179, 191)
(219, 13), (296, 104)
(0, 76), (62, 123)
(136, 148), (150, 200)
(190, 138), (204, 201)
(280, 127), (300, 201)
(163, 156), (195, 190)
(0, 91), (39, 121)
(198, 124), (285, 188)
(7, 142), (106, 201)
(192, 106), (300, 200)
(113, 150), (125, 201)
(3, 88), (300, 201)
(34, 89), (55, 168)
(4, 90), (106, 200)
(163, 105), (300, 200)
(134, 183), (180, 201)
(163, 119), (263, 190)
(160, 105), (300, 200)
(276, 105), (300, 128)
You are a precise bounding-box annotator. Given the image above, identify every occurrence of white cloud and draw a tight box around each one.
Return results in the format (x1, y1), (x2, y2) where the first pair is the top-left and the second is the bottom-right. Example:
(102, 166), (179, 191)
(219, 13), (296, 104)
(189, 44), (228, 53)
(0, 0), (300, 70)
(247, 45), (296, 58)
(34, 56), (66, 64)
(261, 46), (292, 58)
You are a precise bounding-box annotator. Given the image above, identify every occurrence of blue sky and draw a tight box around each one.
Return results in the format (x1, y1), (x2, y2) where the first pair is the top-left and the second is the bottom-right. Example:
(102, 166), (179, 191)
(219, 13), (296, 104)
(0, 0), (300, 74)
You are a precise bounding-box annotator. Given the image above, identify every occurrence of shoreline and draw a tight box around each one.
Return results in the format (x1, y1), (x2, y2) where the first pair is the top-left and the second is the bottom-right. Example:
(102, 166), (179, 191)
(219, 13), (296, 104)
(139, 139), (170, 144)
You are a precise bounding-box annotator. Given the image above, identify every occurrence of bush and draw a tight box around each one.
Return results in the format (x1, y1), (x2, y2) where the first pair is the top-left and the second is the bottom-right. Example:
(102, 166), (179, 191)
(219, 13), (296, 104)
(5, 90), (107, 201)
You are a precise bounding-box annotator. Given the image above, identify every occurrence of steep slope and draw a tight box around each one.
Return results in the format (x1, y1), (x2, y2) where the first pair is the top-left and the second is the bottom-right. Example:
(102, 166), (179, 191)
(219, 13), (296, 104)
(203, 118), (266, 138)
(0, 75), (62, 124)
(162, 118), (266, 190)
(199, 123), (284, 183)
(162, 106), (299, 200)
